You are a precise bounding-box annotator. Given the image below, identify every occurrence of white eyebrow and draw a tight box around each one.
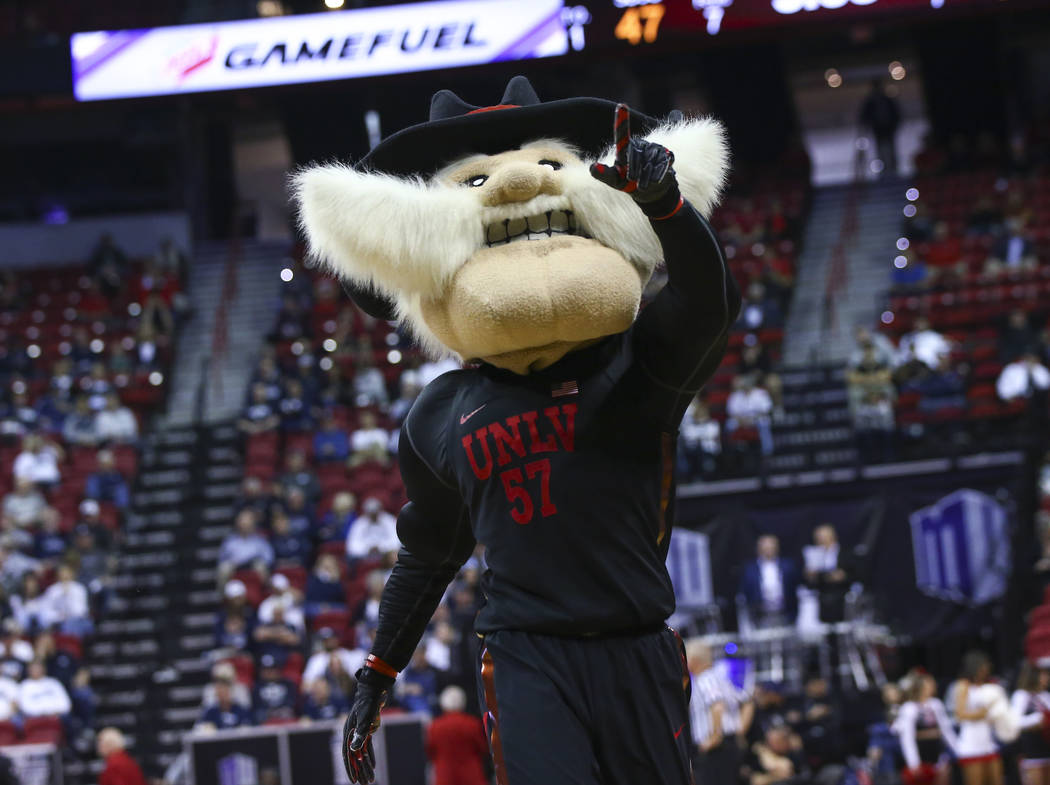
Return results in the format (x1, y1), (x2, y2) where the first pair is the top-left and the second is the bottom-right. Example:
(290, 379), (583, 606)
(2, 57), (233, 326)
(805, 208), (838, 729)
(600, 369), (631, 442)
(433, 139), (584, 182)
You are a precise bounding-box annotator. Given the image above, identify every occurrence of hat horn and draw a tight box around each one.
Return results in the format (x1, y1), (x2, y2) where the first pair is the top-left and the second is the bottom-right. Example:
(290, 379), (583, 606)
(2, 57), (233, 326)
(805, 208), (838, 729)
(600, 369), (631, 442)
(429, 89), (478, 122)
(500, 75), (540, 106)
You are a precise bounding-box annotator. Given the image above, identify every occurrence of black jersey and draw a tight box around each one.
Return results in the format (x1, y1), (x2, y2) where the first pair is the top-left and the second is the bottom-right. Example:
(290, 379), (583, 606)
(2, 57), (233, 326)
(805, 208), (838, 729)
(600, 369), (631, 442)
(370, 201), (741, 671)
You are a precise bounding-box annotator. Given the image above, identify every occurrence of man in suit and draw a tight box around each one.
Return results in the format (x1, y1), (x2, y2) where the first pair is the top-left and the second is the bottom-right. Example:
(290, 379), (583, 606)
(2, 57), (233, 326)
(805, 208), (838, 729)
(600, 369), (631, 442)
(739, 535), (800, 627)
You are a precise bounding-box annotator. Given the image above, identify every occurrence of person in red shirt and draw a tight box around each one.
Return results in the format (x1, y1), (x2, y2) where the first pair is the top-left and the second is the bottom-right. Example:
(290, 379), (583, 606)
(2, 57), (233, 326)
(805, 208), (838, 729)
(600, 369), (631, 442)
(425, 686), (489, 785)
(97, 727), (147, 785)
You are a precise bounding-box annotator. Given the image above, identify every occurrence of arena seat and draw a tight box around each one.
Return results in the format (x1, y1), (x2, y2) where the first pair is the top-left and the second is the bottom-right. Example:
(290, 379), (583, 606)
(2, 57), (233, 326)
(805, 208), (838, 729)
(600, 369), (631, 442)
(310, 608), (351, 635)
(274, 566), (308, 592)
(22, 716), (63, 745)
(54, 633), (84, 659)
(0, 721), (18, 746)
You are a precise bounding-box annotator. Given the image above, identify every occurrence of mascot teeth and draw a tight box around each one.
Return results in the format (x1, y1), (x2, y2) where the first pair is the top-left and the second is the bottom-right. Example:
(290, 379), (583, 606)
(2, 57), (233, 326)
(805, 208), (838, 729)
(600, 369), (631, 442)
(484, 210), (584, 247)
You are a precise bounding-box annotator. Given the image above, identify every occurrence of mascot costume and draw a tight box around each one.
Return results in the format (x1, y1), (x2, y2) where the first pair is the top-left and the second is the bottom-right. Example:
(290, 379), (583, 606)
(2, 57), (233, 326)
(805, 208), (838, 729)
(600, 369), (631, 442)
(293, 75), (740, 785)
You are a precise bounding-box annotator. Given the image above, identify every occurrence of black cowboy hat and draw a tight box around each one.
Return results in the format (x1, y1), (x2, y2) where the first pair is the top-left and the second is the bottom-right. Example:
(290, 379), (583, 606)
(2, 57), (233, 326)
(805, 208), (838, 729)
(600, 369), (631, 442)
(340, 76), (657, 319)
(360, 75), (657, 177)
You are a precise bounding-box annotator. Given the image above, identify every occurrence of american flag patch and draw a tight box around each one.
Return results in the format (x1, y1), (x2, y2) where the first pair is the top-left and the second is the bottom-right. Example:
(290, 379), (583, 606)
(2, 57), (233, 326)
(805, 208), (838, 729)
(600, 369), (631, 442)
(551, 380), (579, 398)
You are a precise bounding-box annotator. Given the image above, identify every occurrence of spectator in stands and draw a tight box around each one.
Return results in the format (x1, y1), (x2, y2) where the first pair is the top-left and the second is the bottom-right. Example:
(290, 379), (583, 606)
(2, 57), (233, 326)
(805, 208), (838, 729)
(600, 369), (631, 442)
(317, 491), (357, 544)
(277, 451), (321, 505)
(678, 399), (721, 480)
(270, 293), (310, 342)
(346, 497), (399, 564)
(313, 411), (350, 463)
(252, 654), (298, 724)
(0, 543), (41, 597)
(69, 668), (98, 740)
(850, 326), (897, 370)
(854, 391), (896, 464)
(75, 500), (113, 550)
(39, 563), (92, 637)
(908, 354), (967, 414)
(11, 573), (54, 634)
(95, 393), (138, 444)
(859, 79), (900, 175)
(17, 659), (71, 718)
(739, 535), (800, 626)
(63, 396), (100, 446)
(253, 600), (303, 666)
(426, 685), (489, 785)
(2, 477), (46, 529)
(134, 322), (160, 370)
(2, 390), (39, 435)
(390, 370), (423, 426)
(283, 487), (316, 541)
(238, 383), (280, 435)
(199, 675), (252, 730)
(217, 509), (274, 586)
(397, 646), (439, 717)
(97, 727), (147, 785)
(0, 672), (16, 721)
(302, 627), (365, 694)
(747, 723), (810, 785)
(737, 282), (783, 332)
(258, 574), (305, 632)
(803, 525), (854, 623)
(270, 510), (311, 568)
(13, 433), (63, 488)
(1000, 309), (1038, 363)
(726, 376), (774, 456)
(216, 586), (255, 656)
(278, 378), (314, 432)
(88, 233), (128, 298)
(33, 510), (67, 564)
(985, 217), (1037, 276)
(997, 352), (1050, 402)
(251, 354), (284, 403)
(302, 677), (350, 721)
(85, 449), (130, 509)
(232, 476), (276, 523)
(201, 662), (251, 709)
(36, 632), (77, 687)
(362, 570), (387, 626)
(72, 525), (116, 614)
(0, 620), (33, 680)
(349, 410), (391, 465)
(352, 355), (389, 408)
(898, 317), (952, 372)
(846, 345), (895, 415)
(85, 363), (114, 412)
(304, 554), (346, 618)
(739, 342), (784, 415)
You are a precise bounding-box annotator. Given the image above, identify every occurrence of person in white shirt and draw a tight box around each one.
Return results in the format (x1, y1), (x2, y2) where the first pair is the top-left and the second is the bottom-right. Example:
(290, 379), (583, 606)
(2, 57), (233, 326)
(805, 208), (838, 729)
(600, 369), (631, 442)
(257, 573), (305, 633)
(0, 619), (35, 666)
(12, 435), (63, 488)
(1, 478), (47, 528)
(346, 498), (399, 562)
(94, 393), (139, 443)
(350, 411), (391, 465)
(898, 317), (952, 370)
(997, 354), (1050, 401)
(678, 399), (721, 480)
(1010, 662), (1050, 785)
(726, 376), (774, 455)
(0, 674), (18, 721)
(18, 660), (72, 717)
(893, 670), (958, 785)
(301, 628), (367, 689)
(953, 651), (1006, 785)
(39, 564), (92, 637)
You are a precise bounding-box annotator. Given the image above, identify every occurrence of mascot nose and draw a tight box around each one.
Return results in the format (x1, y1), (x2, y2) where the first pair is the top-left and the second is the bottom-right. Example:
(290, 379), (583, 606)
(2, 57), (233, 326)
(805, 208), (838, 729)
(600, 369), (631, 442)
(485, 164), (556, 205)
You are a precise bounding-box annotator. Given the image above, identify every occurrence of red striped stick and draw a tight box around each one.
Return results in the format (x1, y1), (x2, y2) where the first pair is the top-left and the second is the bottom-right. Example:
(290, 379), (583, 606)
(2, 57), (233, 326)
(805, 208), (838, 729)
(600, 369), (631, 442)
(614, 103), (631, 167)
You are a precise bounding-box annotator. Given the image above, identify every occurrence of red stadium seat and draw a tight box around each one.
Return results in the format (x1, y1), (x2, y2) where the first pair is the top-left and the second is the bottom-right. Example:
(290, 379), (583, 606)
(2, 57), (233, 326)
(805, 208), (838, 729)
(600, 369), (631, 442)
(311, 609), (351, 635)
(274, 566), (308, 592)
(22, 716), (63, 745)
(232, 571), (264, 607)
(224, 655), (255, 687)
(0, 722), (18, 746)
(54, 633), (84, 659)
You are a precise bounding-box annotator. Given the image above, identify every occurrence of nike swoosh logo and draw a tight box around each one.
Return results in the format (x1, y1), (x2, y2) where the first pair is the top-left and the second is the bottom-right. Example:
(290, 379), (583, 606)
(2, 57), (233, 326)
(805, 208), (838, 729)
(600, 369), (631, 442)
(674, 724), (685, 740)
(459, 404), (487, 425)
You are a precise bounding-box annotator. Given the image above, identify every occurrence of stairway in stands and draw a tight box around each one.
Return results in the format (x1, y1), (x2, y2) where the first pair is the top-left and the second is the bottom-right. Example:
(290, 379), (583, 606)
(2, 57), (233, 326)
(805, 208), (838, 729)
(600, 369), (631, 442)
(83, 423), (242, 780)
(766, 365), (857, 475)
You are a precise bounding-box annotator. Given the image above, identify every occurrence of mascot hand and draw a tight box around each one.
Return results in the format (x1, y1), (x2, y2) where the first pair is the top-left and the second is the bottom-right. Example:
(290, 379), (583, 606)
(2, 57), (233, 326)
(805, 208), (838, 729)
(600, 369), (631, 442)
(342, 669), (392, 783)
(590, 104), (681, 206)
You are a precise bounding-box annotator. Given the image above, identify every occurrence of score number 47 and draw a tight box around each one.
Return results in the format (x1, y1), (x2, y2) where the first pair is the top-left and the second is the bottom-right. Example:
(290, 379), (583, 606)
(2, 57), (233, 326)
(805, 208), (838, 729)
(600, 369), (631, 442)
(614, 3), (666, 45)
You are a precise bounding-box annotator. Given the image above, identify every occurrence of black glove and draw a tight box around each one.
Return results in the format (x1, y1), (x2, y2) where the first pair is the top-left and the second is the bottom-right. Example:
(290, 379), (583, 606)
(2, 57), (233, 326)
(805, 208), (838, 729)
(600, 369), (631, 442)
(590, 104), (683, 216)
(342, 668), (393, 784)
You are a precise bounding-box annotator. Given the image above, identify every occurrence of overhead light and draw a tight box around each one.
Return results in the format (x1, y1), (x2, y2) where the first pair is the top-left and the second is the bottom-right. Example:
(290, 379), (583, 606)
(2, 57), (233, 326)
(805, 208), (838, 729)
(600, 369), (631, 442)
(906, 187), (919, 201)
(324, 0), (344, 8)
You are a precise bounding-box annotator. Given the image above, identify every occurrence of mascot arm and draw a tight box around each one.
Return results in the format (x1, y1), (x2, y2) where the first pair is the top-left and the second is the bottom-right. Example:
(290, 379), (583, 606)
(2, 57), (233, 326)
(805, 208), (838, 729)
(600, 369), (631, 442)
(635, 201), (742, 399)
(368, 422), (474, 674)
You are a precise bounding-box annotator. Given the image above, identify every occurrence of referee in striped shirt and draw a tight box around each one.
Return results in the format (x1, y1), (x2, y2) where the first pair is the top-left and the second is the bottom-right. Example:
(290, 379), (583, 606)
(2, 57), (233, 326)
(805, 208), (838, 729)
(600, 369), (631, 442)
(686, 639), (754, 785)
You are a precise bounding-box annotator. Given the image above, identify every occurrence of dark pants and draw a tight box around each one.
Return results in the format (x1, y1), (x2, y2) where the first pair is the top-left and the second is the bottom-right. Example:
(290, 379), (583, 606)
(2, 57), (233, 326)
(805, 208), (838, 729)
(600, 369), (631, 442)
(477, 626), (695, 785)
(698, 736), (741, 785)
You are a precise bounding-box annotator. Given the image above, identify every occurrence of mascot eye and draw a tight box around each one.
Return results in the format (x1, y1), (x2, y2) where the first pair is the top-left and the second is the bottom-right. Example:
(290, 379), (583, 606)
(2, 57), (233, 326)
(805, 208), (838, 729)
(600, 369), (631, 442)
(464, 174), (488, 187)
(538, 159), (562, 170)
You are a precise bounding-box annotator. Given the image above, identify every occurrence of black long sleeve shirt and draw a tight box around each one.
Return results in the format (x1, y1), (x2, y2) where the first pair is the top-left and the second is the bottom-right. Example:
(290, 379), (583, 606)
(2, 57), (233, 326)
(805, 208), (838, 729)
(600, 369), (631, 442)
(370, 200), (741, 672)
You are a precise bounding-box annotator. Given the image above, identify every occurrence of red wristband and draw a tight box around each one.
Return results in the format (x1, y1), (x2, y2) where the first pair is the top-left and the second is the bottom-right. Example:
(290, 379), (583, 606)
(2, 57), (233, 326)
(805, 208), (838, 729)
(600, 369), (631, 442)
(650, 196), (685, 221)
(365, 654), (399, 679)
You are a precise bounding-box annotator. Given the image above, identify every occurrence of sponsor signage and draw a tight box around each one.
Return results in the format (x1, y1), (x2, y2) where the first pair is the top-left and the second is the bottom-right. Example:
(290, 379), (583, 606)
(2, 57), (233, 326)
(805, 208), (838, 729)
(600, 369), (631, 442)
(71, 0), (568, 101)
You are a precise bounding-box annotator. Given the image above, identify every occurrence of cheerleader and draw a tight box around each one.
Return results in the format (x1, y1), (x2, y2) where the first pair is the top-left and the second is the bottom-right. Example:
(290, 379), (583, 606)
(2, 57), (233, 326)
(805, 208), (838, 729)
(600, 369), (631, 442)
(894, 671), (958, 785)
(1011, 662), (1050, 785)
(953, 651), (1006, 785)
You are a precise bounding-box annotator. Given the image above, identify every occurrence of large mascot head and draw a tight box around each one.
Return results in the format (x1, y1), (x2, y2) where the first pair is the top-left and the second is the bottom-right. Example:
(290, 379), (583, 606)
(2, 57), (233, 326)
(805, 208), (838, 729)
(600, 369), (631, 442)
(293, 76), (728, 374)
